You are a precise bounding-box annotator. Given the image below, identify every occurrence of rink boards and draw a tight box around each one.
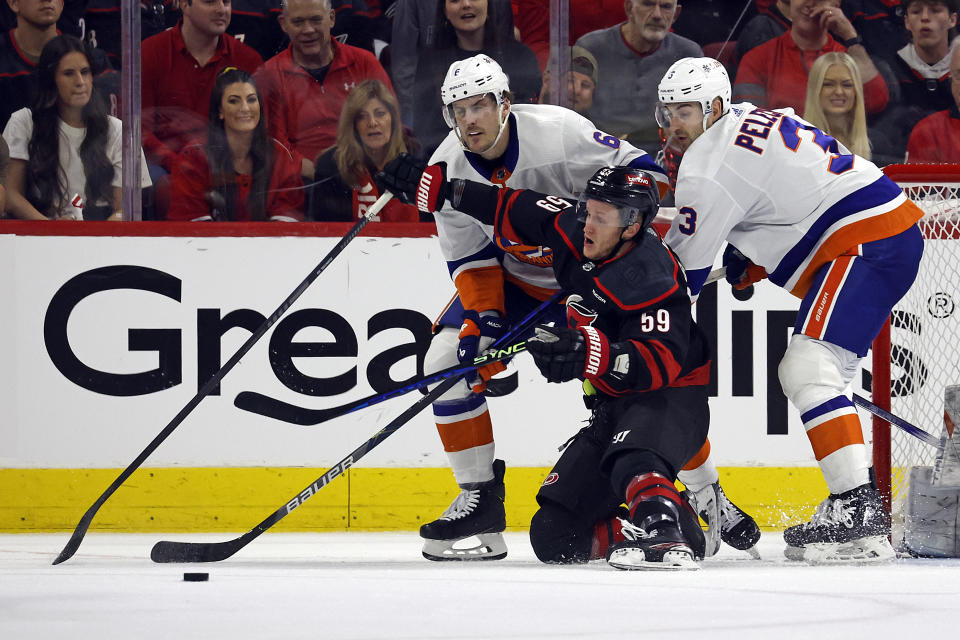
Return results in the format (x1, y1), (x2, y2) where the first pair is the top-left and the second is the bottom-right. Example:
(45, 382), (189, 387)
(0, 223), (857, 532)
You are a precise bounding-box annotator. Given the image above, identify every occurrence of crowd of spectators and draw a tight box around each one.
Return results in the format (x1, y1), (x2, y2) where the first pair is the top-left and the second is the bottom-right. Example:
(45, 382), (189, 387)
(0, 0), (958, 222)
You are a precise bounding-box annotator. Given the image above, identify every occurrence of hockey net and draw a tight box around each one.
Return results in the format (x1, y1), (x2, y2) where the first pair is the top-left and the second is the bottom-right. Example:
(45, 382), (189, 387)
(872, 164), (960, 544)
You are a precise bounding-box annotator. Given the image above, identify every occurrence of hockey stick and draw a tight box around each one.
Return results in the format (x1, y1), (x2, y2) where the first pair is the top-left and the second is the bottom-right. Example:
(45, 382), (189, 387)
(53, 192), (395, 566)
(235, 270), (728, 426)
(150, 291), (564, 563)
(234, 340), (530, 425)
(852, 393), (940, 448)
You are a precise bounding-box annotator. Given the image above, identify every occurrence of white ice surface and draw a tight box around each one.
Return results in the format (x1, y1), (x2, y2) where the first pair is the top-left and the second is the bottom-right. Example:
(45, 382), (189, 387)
(2, 531), (958, 640)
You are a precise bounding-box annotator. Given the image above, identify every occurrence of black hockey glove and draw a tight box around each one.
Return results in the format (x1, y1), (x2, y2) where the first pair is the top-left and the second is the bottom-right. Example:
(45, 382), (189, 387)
(375, 152), (425, 205)
(526, 324), (587, 384)
(376, 153), (450, 213)
(722, 244), (767, 290)
(527, 323), (632, 389)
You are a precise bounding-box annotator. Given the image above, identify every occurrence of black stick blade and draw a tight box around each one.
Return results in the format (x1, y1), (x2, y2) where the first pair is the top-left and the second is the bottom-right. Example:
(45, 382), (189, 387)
(151, 538), (245, 563)
(234, 391), (327, 425)
(53, 526), (87, 565)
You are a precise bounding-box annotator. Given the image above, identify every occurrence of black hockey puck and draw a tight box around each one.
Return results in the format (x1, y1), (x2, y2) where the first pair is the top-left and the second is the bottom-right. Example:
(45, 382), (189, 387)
(183, 572), (209, 582)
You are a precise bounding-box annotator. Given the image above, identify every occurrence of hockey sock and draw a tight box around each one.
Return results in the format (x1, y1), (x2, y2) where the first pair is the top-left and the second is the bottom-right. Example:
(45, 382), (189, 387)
(677, 439), (719, 492)
(800, 397), (871, 494)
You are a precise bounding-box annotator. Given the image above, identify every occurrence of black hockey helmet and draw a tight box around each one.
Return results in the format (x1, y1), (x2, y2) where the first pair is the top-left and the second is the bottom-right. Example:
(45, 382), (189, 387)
(576, 166), (660, 232)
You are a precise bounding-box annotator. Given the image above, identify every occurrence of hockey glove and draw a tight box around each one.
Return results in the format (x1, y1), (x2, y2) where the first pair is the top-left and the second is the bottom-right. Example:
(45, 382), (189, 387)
(722, 244), (767, 290)
(376, 152), (425, 205)
(526, 324), (588, 384)
(527, 324), (632, 389)
(458, 310), (508, 393)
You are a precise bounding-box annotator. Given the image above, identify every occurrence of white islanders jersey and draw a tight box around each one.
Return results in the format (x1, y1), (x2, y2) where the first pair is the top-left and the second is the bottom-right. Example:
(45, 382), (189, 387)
(429, 103), (667, 309)
(664, 103), (921, 299)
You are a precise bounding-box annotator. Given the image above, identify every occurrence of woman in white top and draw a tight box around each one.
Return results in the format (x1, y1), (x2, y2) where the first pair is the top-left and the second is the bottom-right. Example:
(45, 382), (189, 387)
(2, 35), (149, 220)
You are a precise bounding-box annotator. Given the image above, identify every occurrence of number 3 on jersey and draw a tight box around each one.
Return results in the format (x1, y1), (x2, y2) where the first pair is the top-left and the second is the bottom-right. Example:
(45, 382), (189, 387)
(779, 117), (854, 175)
(677, 206), (697, 235)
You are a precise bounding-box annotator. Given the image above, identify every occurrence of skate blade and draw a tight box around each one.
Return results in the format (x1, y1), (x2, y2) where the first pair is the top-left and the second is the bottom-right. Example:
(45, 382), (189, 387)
(607, 547), (700, 572)
(744, 545), (761, 560)
(421, 533), (507, 562)
(789, 536), (896, 565)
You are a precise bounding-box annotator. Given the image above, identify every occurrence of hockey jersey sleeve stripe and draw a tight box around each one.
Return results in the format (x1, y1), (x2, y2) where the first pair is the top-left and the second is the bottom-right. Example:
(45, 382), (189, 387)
(494, 187), (525, 246)
(645, 338), (684, 386)
(453, 265), (506, 314)
(629, 340), (664, 390)
(554, 215), (583, 260)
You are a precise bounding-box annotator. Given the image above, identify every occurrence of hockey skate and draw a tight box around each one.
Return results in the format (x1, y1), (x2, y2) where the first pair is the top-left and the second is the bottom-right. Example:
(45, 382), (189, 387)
(684, 482), (762, 558)
(606, 518), (699, 571)
(783, 483), (895, 565)
(420, 459), (507, 561)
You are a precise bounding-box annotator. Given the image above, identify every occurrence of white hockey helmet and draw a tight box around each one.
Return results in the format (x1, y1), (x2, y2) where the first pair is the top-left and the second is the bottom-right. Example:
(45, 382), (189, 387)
(656, 57), (731, 131)
(440, 54), (512, 153)
(441, 55), (510, 125)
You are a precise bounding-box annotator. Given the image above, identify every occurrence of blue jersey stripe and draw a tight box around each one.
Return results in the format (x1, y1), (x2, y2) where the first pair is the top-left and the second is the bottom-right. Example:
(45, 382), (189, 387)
(446, 243), (502, 278)
(768, 176), (902, 286)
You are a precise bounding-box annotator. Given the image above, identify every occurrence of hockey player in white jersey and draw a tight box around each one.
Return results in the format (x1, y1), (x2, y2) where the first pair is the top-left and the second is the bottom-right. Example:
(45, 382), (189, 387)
(658, 57), (925, 564)
(382, 53), (758, 561)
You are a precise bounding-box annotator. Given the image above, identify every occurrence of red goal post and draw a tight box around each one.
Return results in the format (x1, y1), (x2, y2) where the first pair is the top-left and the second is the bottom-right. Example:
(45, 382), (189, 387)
(872, 164), (960, 536)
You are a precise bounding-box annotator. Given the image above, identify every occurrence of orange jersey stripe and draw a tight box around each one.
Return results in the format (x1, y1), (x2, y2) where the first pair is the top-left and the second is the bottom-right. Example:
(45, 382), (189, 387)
(789, 199), (924, 297)
(806, 414), (865, 461)
(503, 272), (561, 302)
(437, 413), (494, 453)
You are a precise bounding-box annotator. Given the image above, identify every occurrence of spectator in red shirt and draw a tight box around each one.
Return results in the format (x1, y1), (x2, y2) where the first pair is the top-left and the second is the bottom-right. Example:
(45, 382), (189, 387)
(168, 68), (304, 221)
(311, 79), (419, 221)
(512, 0), (625, 70)
(256, 0), (393, 180)
(907, 44), (960, 162)
(141, 0), (263, 178)
(734, 0), (889, 114)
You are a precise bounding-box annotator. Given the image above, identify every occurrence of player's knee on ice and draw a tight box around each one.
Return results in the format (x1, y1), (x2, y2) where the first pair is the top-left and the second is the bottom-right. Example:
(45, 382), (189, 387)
(529, 504), (594, 564)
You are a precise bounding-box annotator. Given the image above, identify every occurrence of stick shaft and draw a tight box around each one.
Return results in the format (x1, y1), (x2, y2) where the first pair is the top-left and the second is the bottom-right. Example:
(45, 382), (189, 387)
(150, 291), (563, 562)
(852, 393), (940, 447)
(234, 340), (529, 425)
(53, 193), (393, 565)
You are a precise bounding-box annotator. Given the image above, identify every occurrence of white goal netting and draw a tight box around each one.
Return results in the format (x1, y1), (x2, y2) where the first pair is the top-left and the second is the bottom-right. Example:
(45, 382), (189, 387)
(874, 164), (960, 543)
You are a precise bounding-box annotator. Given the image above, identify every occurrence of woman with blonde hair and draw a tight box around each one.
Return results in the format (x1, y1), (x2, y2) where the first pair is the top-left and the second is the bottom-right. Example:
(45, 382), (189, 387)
(803, 52), (872, 160)
(312, 79), (420, 222)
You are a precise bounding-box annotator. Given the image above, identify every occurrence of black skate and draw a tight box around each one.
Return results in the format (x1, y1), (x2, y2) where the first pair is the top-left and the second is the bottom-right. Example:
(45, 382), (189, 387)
(420, 459), (507, 561)
(783, 483), (895, 564)
(684, 482), (761, 557)
(606, 518), (699, 571)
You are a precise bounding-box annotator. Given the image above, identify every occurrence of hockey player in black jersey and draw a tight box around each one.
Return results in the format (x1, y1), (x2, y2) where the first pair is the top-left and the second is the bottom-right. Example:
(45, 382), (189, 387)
(381, 159), (719, 570)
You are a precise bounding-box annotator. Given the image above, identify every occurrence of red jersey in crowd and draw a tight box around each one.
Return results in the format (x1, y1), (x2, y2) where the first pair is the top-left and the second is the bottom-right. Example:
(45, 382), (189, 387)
(734, 31), (889, 115)
(141, 23), (263, 173)
(167, 138), (305, 222)
(256, 40), (393, 165)
(907, 107), (960, 163)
